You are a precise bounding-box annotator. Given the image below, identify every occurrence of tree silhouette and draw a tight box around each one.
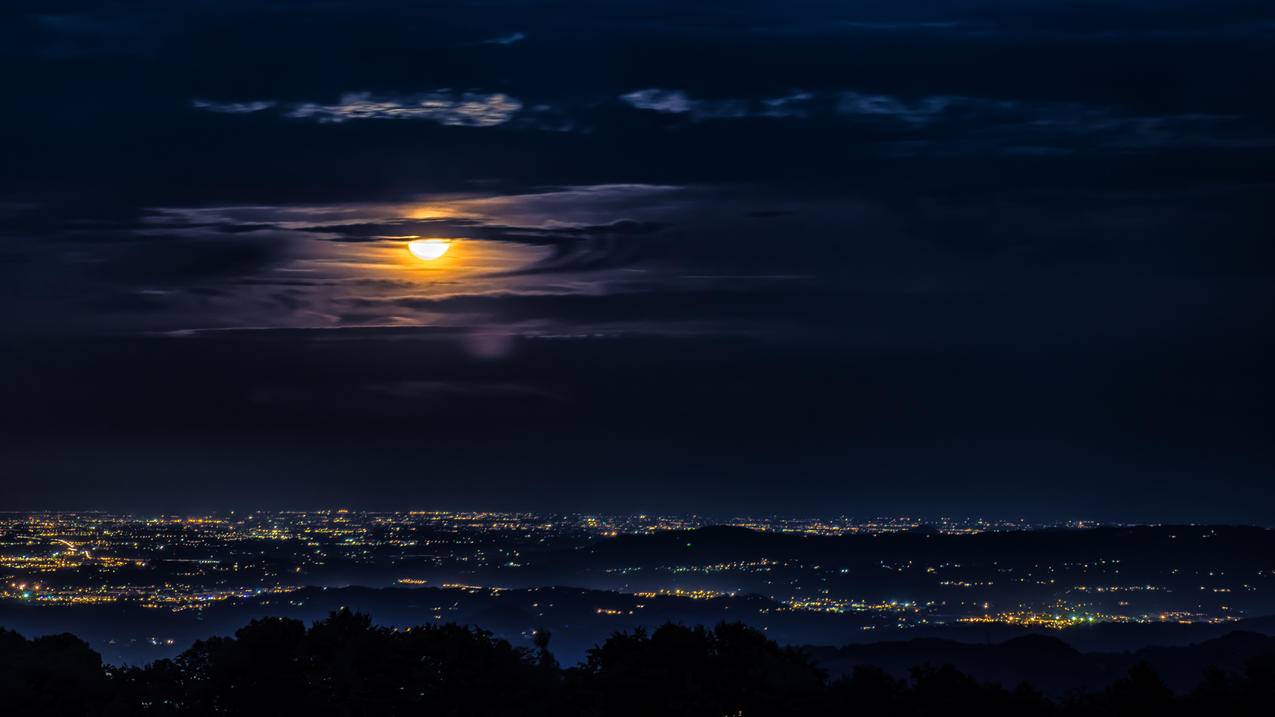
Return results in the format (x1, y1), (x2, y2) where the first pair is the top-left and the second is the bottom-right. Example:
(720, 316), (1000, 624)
(0, 627), (111, 715)
(1, 615), (1274, 715)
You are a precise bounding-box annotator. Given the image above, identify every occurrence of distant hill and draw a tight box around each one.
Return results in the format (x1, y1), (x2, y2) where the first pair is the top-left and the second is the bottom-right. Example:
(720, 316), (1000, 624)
(3, 582), (1274, 684)
(807, 631), (1275, 695)
(570, 525), (1275, 569)
(3, 610), (1275, 715)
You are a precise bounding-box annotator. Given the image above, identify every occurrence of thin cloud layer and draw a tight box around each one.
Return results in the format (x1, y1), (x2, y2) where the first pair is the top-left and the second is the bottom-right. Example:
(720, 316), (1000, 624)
(285, 91), (523, 126)
(192, 91), (524, 126)
(191, 99), (277, 114)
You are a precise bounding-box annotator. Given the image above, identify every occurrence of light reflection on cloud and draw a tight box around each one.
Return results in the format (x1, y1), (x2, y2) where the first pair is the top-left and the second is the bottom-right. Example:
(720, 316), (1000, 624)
(135, 185), (691, 333)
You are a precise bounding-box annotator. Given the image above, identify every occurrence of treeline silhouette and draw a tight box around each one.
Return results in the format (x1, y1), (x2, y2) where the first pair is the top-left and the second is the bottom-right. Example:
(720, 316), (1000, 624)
(2, 609), (1273, 716)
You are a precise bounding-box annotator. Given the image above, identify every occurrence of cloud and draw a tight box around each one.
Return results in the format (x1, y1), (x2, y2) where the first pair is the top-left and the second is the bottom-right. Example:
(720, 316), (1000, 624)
(483, 31), (526, 45)
(284, 91), (522, 126)
(345, 286), (814, 329)
(835, 92), (960, 124)
(190, 99), (276, 114)
(619, 88), (994, 125)
(620, 89), (749, 119)
(191, 91), (523, 127)
(615, 87), (1270, 154)
(621, 89), (695, 114)
(760, 91), (816, 118)
(618, 87), (1026, 129)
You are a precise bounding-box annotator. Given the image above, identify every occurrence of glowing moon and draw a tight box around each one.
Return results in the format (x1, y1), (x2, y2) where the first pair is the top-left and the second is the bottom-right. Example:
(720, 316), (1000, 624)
(407, 239), (451, 261)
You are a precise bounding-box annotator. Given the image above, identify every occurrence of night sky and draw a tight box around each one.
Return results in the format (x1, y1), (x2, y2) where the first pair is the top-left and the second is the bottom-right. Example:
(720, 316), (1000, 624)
(1, 1), (1273, 521)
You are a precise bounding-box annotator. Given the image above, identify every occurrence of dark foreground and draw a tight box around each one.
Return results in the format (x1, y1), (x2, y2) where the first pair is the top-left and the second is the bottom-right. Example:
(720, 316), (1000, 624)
(3, 610), (1273, 716)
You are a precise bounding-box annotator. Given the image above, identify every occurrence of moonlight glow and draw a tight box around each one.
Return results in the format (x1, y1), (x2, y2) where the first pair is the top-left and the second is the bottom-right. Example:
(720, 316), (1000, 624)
(407, 239), (451, 261)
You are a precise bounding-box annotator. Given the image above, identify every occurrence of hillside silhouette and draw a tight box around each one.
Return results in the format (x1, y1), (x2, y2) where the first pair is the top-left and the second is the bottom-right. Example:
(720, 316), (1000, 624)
(3, 611), (1275, 715)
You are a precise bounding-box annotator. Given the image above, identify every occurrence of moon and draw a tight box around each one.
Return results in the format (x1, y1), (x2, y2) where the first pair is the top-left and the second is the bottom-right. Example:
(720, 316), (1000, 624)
(407, 239), (451, 261)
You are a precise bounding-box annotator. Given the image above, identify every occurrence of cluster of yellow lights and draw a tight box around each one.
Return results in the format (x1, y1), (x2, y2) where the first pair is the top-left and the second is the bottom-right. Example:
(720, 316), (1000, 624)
(783, 598), (920, 614)
(633, 588), (734, 600)
(440, 583), (504, 593)
(958, 611), (1124, 629)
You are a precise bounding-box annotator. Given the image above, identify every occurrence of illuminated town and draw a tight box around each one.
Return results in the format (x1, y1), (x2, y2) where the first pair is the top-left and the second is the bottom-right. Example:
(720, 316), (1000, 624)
(0, 511), (1268, 664)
